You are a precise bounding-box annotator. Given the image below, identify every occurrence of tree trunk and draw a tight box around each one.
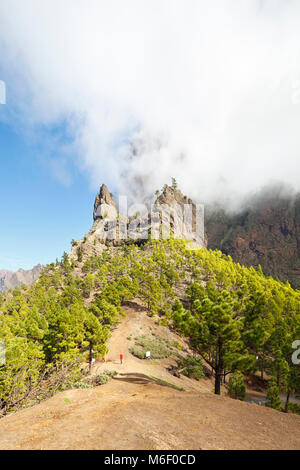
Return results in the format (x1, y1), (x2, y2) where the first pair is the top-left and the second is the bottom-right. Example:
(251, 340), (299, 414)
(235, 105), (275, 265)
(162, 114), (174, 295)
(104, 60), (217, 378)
(214, 338), (223, 395)
(88, 343), (93, 373)
(215, 370), (222, 395)
(276, 368), (280, 387)
(284, 389), (290, 413)
(260, 357), (264, 380)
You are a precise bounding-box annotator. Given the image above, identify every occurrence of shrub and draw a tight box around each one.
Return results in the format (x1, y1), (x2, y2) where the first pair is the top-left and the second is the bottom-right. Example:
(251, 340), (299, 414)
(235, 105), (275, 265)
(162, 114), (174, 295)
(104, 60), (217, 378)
(0, 358), (83, 416)
(104, 369), (117, 377)
(92, 370), (117, 386)
(178, 356), (205, 380)
(265, 377), (282, 411)
(77, 247), (83, 262)
(67, 381), (93, 390)
(171, 340), (183, 351)
(228, 371), (246, 401)
(287, 403), (300, 415)
(95, 374), (110, 385)
(129, 335), (173, 359)
(157, 318), (169, 327)
(129, 346), (146, 359)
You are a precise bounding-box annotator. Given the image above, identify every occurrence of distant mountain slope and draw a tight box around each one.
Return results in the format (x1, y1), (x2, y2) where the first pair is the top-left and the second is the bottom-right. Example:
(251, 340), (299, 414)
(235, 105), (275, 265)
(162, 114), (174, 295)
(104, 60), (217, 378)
(0, 265), (43, 292)
(206, 193), (300, 289)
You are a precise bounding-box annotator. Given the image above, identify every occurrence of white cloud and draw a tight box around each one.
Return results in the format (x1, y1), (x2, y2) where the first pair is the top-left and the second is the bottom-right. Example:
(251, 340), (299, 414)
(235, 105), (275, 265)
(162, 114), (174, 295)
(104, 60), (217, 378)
(0, 79), (5, 104)
(0, 0), (300, 206)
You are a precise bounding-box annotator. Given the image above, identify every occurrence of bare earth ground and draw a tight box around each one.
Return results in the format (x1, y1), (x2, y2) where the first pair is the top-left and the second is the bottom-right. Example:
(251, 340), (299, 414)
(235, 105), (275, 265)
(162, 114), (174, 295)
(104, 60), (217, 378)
(0, 304), (299, 450)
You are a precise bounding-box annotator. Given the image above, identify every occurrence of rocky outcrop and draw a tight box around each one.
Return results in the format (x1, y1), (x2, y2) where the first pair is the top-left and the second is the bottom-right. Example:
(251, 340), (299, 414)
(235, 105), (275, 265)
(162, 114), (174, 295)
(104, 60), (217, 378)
(93, 184), (117, 221)
(0, 264), (43, 293)
(91, 183), (206, 248)
(206, 194), (300, 289)
(156, 185), (207, 248)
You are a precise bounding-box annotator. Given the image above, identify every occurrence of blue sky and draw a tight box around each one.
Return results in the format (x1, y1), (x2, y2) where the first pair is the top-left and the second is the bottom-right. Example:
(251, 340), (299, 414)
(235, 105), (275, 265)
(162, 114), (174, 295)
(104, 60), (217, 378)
(0, 114), (101, 271)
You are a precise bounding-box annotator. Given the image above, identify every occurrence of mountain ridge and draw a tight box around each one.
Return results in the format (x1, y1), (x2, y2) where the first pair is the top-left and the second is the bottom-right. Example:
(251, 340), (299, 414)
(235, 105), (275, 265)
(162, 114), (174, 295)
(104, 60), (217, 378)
(0, 264), (43, 293)
(206, 192), (300, 289)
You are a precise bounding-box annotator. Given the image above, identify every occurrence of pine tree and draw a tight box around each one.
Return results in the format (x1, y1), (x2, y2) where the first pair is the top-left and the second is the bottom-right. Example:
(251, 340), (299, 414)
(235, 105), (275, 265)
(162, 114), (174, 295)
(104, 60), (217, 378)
(84, 311), (109, 372)
(171, 177), (177, 190)
(77, 246), (83, 262)
(172, 289), (253, 395)
(1, 237), (300, 415)
(228, 371), (246, 400)
(265, 377), (282, 411)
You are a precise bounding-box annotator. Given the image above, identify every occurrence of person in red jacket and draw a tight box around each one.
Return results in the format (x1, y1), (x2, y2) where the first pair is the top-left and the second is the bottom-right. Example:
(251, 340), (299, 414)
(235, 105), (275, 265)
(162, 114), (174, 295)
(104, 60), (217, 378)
(120, 353), (123, 365)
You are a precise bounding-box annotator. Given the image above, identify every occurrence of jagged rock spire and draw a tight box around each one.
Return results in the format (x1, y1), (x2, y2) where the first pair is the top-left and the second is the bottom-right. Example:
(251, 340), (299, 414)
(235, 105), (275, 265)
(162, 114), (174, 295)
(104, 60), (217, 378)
(93, 184), (117, 221)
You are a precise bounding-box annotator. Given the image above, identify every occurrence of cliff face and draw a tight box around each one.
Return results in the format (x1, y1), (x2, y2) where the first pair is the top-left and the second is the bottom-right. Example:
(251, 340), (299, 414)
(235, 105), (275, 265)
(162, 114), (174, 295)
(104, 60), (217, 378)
(0, 265), (43, 293)
(206, 194), (300, 289)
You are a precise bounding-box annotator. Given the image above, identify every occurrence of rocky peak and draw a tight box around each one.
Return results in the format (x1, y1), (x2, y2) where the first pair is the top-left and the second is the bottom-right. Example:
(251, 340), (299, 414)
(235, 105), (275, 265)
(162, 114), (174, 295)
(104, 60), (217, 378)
(156, 184), (192, 207)
(93, 184), (117, 221)
(156, 185), (205, 243)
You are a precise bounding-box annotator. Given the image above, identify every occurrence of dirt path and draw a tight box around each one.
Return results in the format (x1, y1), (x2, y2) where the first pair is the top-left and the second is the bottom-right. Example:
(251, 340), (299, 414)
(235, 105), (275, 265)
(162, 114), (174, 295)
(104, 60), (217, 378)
(94, 304), (212, 393)
(0, 303), (299, 450)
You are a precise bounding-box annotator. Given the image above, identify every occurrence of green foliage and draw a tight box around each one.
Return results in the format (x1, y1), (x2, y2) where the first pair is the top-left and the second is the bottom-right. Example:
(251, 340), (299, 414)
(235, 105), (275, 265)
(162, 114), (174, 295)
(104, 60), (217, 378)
(265, 377), (282, 411)
(66, 380), (93, 390)
(92, 370), (117, 385)
(287, 403), (300, 415)
(77, 246), (83, 262)
(129, 346), (147, 359)
(129, 335), (174, 359)
(170, 340), (183, 351)
(177, 356), (205, 380)
(171, 177), (177, 190)
(0, 261), (123, 414)
(172, 290), (253, 394)
(0, 237), (299, 413)
(228, 371), (246, 401)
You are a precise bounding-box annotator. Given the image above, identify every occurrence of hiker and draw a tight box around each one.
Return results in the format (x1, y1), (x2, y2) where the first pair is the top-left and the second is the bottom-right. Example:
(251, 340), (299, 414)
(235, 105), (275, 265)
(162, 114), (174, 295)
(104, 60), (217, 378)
(120, 353), (123, 364)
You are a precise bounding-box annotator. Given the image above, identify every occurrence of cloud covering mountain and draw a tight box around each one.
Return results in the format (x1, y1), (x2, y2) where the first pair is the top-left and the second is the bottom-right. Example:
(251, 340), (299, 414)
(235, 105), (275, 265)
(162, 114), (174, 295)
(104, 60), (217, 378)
(1, 0), (300, 205)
